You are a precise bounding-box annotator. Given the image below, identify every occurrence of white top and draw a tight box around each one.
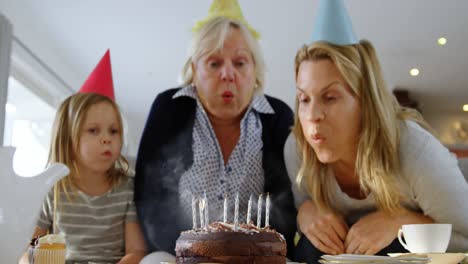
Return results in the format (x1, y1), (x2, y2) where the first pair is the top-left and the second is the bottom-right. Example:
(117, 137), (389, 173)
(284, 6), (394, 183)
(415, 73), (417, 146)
(284, 121), (468, 252)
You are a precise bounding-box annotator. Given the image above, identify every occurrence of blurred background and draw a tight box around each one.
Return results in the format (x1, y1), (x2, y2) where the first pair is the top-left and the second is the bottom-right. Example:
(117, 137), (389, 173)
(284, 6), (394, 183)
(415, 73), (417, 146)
(0, 0), (467, 177)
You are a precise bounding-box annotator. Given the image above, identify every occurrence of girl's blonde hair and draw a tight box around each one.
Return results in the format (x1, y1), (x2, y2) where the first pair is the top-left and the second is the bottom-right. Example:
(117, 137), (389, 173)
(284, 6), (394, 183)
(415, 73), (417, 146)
(293, 40), (433, 214)
(48, 93), (129, 203)
(181, 16), (266, 93)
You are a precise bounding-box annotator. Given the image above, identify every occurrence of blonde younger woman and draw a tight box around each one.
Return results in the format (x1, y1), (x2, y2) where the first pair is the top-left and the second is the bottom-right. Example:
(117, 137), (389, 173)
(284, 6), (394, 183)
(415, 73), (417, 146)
(20, 93), (146, 264)
(284, 40), (468, 262)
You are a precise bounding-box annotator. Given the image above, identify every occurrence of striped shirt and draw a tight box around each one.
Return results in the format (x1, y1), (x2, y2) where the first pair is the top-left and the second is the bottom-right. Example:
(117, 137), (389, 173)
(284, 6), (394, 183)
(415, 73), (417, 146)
(37, 176), (137, 264)
(174, 85), (275, 225)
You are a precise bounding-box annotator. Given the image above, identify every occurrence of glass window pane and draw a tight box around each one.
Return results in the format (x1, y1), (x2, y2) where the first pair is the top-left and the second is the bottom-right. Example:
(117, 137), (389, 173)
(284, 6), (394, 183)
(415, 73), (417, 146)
(3, 76), (56, 177)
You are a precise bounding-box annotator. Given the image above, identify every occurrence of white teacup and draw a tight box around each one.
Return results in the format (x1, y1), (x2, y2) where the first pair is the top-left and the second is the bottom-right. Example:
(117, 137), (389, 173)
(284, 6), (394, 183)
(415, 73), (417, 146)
(397, 223), (452, 253)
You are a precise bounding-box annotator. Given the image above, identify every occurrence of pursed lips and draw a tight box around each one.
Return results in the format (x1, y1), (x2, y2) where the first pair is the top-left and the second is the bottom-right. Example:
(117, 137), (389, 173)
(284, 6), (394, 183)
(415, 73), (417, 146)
(311, 132), (326, 143)
(222, 91), (234, 102)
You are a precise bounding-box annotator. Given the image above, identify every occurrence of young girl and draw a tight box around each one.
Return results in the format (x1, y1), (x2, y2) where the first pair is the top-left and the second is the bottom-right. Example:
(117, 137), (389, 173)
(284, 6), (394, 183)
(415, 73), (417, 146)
(20, 92), (146, 264)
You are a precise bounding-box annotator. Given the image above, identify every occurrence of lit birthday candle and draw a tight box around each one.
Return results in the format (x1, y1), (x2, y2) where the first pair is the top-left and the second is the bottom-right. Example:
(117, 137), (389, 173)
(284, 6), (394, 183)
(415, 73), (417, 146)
(192, 194), (197, 229)
(234, 192), (239, 231)
(246, 194), (252, 224)
(199, 196), (205, 230)
(223, 193), (228, 223)
(204, 191), (209, 230)
(265, 193), (270, 227)
(257, 194), (263, 229)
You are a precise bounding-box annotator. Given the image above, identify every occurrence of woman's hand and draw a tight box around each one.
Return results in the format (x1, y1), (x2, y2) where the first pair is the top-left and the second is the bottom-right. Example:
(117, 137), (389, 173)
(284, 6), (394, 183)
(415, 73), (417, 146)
(298, 200), (348, 255)
(344, 209), (434, 255)
(344, 211), (399, 255)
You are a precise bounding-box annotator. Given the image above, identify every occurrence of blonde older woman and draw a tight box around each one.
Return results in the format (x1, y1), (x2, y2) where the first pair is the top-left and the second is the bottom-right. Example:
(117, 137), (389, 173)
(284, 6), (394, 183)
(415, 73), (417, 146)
(135, 8), (297, 263)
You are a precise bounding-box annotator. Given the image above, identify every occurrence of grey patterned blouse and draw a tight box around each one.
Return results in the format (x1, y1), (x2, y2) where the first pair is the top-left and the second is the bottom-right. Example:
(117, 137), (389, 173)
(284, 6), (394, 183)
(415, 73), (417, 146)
(174, 85), (275, 225)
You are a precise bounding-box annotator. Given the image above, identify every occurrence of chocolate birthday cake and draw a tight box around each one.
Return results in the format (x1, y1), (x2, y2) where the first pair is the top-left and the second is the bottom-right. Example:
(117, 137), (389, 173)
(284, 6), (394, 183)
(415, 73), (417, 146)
(175, 222), (286, 264)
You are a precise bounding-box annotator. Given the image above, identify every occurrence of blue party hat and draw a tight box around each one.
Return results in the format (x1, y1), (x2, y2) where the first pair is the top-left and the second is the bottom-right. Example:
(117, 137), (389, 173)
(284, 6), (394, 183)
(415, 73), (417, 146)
(311, 0), (358, 45)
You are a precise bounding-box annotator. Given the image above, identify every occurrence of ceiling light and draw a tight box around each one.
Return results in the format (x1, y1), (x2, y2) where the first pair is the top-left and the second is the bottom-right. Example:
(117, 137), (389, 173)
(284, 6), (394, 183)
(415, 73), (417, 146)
(409, 68), (420, 76)
(5, 103), (16, 113)
(463, 104), (468, 112)
(437, 37), (447, 46)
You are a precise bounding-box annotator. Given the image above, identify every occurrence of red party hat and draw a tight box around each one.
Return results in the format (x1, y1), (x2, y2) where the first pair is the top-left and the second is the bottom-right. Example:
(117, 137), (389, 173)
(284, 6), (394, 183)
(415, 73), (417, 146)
(79, 49), (115, 100)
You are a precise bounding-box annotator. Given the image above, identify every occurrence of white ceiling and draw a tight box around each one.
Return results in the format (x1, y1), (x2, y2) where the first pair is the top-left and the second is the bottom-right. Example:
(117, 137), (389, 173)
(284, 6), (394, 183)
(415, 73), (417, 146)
(1, 0), (468, 149)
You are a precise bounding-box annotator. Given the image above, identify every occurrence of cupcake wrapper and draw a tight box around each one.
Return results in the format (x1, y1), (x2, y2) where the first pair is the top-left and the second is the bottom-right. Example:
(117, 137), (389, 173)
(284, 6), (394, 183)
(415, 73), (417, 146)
(31, 248), (66, 264)
(28, 248), (35, 264)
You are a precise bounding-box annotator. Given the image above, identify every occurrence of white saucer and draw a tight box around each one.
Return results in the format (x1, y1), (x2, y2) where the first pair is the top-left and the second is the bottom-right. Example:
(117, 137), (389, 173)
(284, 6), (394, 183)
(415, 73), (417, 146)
(320, 254), (430, 264)
(388, 253), (467, 264)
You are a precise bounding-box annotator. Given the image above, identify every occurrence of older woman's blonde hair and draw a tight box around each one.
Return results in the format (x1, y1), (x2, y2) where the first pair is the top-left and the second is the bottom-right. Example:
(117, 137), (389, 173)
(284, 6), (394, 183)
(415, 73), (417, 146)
(49, 93), (129, 202)
(181, 16), (265, 93)
(293, 40), (433, 214)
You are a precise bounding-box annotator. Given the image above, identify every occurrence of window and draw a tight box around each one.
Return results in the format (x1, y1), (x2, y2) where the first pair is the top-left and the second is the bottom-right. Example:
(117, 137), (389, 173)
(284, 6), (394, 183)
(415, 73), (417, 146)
(1, 13), (70, 177)
(3, 76), (56, 177)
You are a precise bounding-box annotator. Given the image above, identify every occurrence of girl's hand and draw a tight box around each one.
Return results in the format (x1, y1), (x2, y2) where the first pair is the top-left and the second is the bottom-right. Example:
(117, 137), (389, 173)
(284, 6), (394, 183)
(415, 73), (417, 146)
(18, 226), (47, 264)
(298, 200), (348, 255)
(344, 209), (434, 255)
(116, 222), (147, 264)
(18, 252), (29, 264)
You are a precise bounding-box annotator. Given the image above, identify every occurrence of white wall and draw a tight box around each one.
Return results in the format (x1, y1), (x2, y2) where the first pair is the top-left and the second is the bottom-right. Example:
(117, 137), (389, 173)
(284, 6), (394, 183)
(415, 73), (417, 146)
(0, 3), (81, 91)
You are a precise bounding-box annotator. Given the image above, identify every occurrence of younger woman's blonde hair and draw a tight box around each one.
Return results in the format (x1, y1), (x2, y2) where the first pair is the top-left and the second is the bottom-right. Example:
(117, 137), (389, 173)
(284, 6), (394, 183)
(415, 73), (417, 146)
(48, 93), (129, 202)
(293, 40), (432, 214)
(181, 16), (266, 93)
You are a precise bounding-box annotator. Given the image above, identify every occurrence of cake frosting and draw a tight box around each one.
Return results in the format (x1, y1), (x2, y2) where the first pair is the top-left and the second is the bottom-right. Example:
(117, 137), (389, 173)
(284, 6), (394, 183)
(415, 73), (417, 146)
(175, 222), (286, 264)
(37, 234), (66, 246)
